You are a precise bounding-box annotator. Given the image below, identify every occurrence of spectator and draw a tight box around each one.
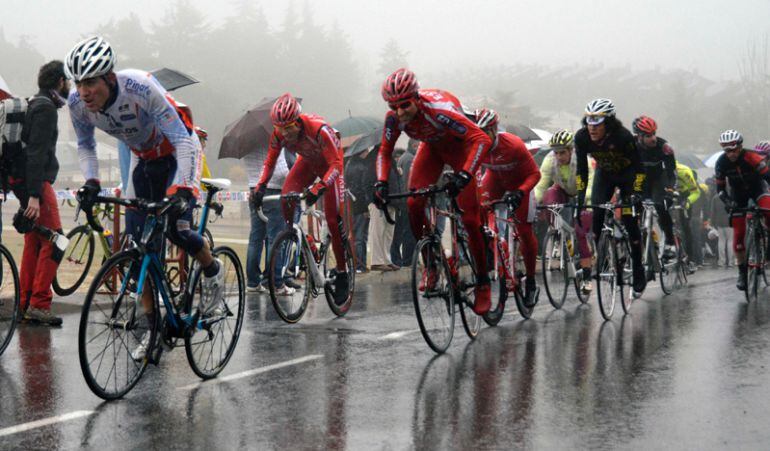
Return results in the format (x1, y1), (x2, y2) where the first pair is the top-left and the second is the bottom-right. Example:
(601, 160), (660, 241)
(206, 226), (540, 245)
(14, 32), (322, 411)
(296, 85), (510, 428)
(369, 145), (399, 271)
(391, 146), (416, 266)
(706, 176), (733, 267)
(12, 61), (69, 326)
(345, 147), (377, 273)
(245, 148), (292, 292)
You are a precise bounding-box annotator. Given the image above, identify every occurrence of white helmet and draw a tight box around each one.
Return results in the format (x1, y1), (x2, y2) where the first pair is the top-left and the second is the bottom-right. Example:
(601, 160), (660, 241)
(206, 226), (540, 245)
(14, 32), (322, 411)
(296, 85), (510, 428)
(719, 129), (743, 146)
(65, 36), (116, 82)
(584, 98), (615, 125)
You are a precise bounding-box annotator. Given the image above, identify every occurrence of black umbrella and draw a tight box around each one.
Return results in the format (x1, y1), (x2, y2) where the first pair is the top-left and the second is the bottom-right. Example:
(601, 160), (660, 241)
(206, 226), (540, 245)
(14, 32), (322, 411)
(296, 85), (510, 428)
(332, 116), (380, 138)
(150, 67), (199, 92)
(218, 96), (302, 159)
(345, 127), (382, 158)
(676, 151), (706, 169)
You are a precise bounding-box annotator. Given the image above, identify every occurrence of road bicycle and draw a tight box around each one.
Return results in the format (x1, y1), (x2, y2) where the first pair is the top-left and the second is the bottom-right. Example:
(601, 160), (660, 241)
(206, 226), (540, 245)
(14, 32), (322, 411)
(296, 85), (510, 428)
(0, 241), (20, 357)
(77, 178), (245, 400)
(731, 202), (770, 303)
(264, 192), (355, 323)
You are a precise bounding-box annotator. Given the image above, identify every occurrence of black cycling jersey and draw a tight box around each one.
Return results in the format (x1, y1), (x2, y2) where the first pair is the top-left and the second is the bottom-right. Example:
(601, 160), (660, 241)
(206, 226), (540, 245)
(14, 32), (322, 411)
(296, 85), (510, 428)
(714, 149), (770, 201)
(638, 137), (676, 190)
(575, 125), (644, 196)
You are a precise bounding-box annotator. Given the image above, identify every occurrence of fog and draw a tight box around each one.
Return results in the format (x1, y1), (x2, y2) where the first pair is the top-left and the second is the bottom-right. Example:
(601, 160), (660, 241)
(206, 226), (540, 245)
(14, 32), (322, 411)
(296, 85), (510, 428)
(3, 0), (770, 182)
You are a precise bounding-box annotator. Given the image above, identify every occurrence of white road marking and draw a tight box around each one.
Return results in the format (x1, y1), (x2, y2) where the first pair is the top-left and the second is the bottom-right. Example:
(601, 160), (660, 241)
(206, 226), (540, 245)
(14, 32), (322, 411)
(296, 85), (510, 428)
(0, 410), (95, 437)
(378, 329), (422, 340)
(178, 354), (324, 390)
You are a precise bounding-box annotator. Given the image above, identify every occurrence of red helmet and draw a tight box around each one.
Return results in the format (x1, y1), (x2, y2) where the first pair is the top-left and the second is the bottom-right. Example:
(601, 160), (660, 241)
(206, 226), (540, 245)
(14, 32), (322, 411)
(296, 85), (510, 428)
(381, 68), (419, 103)
(632, 115), (657, 135)
(270, 93), (302, 126)
(475, 108), (499, 130)
(754, 140), (770, 156)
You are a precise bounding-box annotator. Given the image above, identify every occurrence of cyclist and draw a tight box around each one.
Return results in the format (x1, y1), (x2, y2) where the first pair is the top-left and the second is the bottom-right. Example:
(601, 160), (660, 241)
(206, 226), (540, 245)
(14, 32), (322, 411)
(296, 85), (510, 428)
(65, 36), (222, 359)
(714, 129), (770, 291)
(633, 115), (678, 260)
(575, 98), (647, 295)
(675, 162), (701, 273)
(373, 68), (493, 315)
(250, 93), (349, 305)
(475, 109), (541, 307)
(534, 130), (595, 294)
(753, 141), (770, 161)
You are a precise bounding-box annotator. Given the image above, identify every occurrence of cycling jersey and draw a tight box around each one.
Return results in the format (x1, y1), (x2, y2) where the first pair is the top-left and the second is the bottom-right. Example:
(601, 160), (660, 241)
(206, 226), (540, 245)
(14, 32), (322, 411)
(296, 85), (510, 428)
(714, 149), (770, 202)
(376, 89), (491, 181)
(481, 132), (541, 192)
(68, 69), (200, 192)
(256, 114), (342, 189)
(575, 126), (644, 195)
(638, 137), (676, 189)
(535, 150), (594, 201)
(676, 162), (700, 206)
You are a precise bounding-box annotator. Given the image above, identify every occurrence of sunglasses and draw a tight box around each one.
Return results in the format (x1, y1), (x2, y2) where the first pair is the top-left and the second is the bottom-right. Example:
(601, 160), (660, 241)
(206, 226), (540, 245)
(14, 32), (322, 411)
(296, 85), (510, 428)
(640, 133), (655, 138)
(723, 146), (740, 153)
(585, 114), (606, 126)
(388, 100), (413, 111)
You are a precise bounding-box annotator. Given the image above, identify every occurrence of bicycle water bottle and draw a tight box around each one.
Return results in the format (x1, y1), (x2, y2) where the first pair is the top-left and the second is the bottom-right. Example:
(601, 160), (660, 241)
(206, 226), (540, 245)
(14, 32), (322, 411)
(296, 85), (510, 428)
(103, 229), (114, 249)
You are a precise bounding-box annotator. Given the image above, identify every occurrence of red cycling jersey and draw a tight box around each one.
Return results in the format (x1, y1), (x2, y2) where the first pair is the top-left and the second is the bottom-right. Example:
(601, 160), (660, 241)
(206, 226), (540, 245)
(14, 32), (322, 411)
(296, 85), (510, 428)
(480, 132), (541, 192)
(256, 114), (343, 189)
(376, 89), (491, 181)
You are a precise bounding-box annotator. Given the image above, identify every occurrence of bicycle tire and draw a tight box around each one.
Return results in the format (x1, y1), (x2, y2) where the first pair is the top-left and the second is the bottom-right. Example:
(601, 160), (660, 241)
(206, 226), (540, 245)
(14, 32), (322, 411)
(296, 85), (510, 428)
(412, 237), (455, 354)
(542, 229), (570, 309)
(632, 230), (651, 299)
(78, 249), (157, 400)
(185, 246), (245, 379)
(268, 228), (311, 323)
(0, 245), (20, 356)
(321, 235), (356, 317)
(456, 238), (481, 339)
(596, 232), (617, 321)
(618, 239), (634, 315)
(53, 225), (96, 296)
(745, 228), (761, 303)
(483, 239), (508, 327)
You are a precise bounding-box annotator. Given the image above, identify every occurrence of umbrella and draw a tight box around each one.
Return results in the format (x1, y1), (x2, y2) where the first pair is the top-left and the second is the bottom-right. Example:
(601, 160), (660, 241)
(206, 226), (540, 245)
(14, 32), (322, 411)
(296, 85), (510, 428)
(676, 151), (706, 169)
(150, 67), (199, 92)
(218, 96), (302, 159)
(332, 116), (380, 138)
(502, 123), (541, 142)
(533, 147), (553, 166)
(704, 150), (723, 168)
(345, 127), (382, 158)
(0, 75), (12, 100)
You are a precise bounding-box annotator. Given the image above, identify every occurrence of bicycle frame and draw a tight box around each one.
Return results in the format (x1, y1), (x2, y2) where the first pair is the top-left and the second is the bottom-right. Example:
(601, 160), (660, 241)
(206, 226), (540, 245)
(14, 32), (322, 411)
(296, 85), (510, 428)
(538, 203), (578, 278)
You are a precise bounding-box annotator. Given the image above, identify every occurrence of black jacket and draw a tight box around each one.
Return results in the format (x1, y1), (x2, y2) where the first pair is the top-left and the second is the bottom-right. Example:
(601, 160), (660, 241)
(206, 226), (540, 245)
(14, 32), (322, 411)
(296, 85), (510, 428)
(19, 90), (60, 198)
(575, 126), (645, 196)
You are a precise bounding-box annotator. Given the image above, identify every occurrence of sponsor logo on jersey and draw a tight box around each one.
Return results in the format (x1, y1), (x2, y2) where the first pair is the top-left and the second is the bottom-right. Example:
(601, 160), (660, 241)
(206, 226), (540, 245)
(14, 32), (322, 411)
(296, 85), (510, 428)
(120, 114), (137, 121)
(124, 79), (151, 97)
(435, 113), (466, 135)
(118, 104), (130, 112)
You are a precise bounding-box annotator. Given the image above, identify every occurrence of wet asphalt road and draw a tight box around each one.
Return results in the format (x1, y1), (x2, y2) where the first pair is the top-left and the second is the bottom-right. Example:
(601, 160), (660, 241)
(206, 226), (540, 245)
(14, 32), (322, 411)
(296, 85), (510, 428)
(1, 266), (770, 450)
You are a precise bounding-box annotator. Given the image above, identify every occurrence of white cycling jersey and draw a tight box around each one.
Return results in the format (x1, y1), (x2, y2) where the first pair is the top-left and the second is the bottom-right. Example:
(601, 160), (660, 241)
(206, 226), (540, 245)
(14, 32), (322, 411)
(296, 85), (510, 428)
(68, 69), (201, 194)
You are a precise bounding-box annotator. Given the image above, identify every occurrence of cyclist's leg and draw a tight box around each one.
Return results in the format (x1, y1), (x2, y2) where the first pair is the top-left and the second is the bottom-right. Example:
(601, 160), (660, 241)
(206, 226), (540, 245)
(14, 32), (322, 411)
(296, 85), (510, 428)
(590, 169), (614, 245)
(322, 174), (347, 271)
(407, 143), (444, 239)
(575, 207), (594, 268)
(280, 157), (315, 225)
(654, 187), (675, 246)
(513, 189), (538, 278)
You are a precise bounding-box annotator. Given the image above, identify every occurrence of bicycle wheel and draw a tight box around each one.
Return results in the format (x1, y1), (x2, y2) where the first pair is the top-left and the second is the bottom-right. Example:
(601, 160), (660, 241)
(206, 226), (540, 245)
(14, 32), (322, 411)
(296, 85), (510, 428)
(483, 239), (508, 327)
(595, 232), (617, 320)
(618, 239), (634, 315)
(457, 239), (481, 339)
(203, 228), (214, 249)
(0, 245), (20, 356)
(78, 250), (157, 400)
(268, 228), (312, 323)
(53, 225), (96, 296)
(745, 229), (761, 303)
(542, 229), (570, 309)
(412, 237), (455, 353)
(632, 230), (650, 299)
(185, 246), (245, 379)
(659, 235), (678, 295)
(321, 235), (356, 317)
(675, 234), (689, 289)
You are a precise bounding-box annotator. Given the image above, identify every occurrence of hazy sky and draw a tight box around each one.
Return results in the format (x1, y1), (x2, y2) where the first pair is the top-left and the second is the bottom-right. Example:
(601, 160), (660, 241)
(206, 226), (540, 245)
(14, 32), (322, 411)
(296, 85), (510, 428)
(3, 0), (770, 81)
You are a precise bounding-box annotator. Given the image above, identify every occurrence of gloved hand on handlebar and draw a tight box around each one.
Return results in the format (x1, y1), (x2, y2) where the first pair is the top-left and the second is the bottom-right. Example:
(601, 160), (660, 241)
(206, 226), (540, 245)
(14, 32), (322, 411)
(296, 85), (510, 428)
(168, 186), (194, 216)
(444, 170), (473, 197)
(76, 179), (101, 210)
(718, 190), (736, 212)
(503, 189), (524, 210)
(251, 184), (267, 210)
(304, 182), (326, 207)
(373, 181), (389, 209)
(629, 193), (643, 210)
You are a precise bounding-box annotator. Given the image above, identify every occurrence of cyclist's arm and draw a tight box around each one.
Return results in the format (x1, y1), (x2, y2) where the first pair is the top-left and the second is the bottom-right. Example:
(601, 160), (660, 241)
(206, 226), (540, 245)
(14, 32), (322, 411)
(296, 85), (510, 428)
(627, 139), (645, 192)
(70, 101), (100, 182)
(317, 125), (343, 188)
(663, 144), (677, 189)
(146, 78), (199, 190)
(376, 112), (401, 182)
(514, 141), (541, 192)
(255, 134), (282, 188)
(534, 153), (553, 202)
(435, 108), (491, 175)
(575, 138), (589, 202)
